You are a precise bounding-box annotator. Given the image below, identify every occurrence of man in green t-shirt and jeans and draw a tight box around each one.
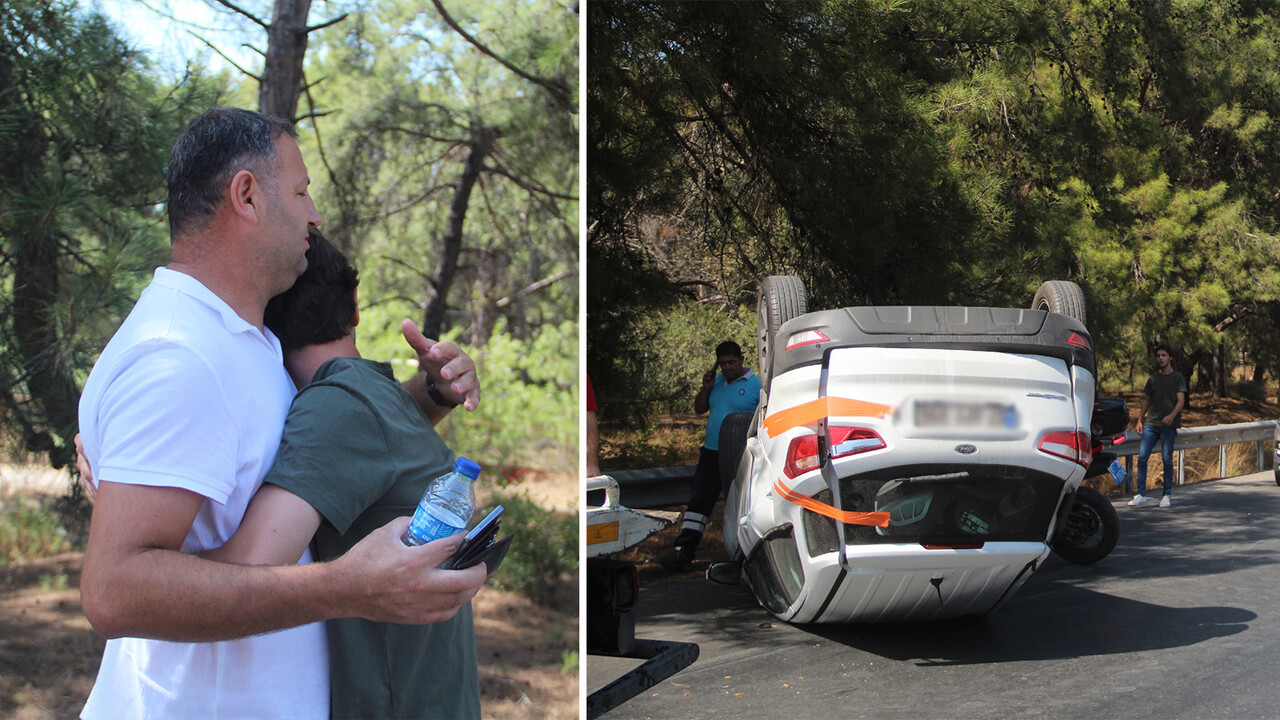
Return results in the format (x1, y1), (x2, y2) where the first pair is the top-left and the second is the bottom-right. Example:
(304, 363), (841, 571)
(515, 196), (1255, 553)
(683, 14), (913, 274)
(206, 229), (482, 718)
(1128, 344), (1187, 509)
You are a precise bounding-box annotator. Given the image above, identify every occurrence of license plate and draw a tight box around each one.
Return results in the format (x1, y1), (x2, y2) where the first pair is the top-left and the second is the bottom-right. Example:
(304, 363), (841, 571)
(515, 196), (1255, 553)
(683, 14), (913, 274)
(913, 400), (1016, 429)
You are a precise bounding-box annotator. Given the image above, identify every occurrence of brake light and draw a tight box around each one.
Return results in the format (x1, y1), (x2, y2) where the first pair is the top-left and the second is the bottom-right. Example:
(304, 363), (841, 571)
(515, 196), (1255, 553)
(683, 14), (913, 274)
(1067, 332), (1091, 351)
(1038, 430), (1091, 468)
(784, 427), (885, 478)
(785, 329), (829, 351)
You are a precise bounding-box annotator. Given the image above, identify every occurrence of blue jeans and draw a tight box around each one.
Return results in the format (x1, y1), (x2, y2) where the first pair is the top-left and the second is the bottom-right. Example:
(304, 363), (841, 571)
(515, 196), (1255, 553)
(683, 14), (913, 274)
(1137, 424), (1177, 496)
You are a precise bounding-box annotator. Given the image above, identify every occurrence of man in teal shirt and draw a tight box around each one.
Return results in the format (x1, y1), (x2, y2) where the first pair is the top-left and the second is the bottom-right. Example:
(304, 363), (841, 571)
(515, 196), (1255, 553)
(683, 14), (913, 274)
(660, 341), (762, 570)
(206, 229), (481, 718)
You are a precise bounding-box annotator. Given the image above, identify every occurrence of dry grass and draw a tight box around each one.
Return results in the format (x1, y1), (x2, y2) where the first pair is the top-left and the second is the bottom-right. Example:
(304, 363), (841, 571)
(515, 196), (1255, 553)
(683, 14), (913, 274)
(0, 471), (579, 720)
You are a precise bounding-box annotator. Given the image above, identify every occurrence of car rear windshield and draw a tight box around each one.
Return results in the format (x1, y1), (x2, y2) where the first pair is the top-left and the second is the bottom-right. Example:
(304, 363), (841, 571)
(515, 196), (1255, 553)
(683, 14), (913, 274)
(802, 464), (1066, 556)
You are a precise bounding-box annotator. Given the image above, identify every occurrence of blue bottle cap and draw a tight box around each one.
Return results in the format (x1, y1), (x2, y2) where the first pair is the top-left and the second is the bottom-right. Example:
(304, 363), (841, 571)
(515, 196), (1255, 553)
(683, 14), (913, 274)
(453, 456), (481, 480)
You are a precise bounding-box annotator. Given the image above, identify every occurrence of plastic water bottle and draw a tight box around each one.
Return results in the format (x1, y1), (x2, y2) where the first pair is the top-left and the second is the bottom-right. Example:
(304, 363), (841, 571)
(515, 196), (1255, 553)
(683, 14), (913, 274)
(403, 457), (480, 546)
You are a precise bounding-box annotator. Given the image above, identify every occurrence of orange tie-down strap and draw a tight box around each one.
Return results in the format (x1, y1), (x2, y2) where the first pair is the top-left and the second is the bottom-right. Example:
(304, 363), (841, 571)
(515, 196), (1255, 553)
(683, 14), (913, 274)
(773, 479), (891, 528)
(762, 397), (895, 436)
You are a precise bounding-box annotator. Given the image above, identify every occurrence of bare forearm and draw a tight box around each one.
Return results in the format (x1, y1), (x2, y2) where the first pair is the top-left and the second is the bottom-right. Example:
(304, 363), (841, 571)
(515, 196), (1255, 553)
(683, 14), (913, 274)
(694, 385), (712, 414)
(82, 548), (349, 641)
(83, 520), (482, 642)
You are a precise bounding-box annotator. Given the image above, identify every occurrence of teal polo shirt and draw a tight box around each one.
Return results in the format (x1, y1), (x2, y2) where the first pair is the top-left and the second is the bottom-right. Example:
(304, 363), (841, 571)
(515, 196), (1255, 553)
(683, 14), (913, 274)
(704, 369), (762, 450)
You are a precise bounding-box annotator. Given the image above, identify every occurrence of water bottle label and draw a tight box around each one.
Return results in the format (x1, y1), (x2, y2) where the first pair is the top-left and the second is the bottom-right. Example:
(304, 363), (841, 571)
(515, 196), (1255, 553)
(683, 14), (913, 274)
(405, 504), (466, 545)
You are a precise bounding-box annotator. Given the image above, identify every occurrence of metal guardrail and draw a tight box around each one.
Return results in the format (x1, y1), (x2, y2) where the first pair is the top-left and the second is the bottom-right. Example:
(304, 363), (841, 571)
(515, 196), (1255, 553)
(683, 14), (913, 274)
(1111, 420), (1276, 490)
(603, 420), (1279, 508)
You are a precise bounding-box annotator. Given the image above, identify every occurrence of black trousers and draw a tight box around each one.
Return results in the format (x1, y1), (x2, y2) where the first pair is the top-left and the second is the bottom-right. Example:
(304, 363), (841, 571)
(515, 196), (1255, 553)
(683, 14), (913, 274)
(687, 446), (721, 517)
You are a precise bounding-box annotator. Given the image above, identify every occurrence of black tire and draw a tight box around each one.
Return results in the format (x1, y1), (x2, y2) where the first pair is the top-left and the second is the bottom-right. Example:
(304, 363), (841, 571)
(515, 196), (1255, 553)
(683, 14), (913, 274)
(718, 412), (753, 494)
(1050, 486), (1119, 564)
(757, 275), (807, 389)
(1274, 467), (1280, 487)
(1032, 280), (1088, 328)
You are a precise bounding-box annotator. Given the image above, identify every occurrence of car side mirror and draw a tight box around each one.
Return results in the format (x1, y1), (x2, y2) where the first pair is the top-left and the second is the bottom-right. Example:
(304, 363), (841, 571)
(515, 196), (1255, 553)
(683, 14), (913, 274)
(706, 561), (742, 586)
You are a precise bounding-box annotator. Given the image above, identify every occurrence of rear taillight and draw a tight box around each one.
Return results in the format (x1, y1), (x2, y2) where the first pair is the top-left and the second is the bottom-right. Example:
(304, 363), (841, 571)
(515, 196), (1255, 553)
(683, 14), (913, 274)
(1067, 332), (1091, 350)
(785, 329), (829, 350)
(784, 427), (885, 478)
(1038, 430), (1091, 468)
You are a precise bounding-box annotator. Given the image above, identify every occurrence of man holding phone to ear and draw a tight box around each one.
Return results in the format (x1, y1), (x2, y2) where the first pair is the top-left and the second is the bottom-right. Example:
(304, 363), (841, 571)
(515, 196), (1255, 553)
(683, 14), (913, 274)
(659, 341), (762, 571)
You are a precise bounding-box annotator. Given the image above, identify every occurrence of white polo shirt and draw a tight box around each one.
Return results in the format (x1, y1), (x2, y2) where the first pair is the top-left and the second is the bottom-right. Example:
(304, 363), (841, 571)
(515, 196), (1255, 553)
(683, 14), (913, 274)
(78, 267), (327, 719)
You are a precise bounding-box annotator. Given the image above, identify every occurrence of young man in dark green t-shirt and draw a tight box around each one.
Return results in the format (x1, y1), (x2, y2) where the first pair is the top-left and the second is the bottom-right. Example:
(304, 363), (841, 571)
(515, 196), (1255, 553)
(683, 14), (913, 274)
(1128, 344), (1187, 509)
(205, 230), (483, 719)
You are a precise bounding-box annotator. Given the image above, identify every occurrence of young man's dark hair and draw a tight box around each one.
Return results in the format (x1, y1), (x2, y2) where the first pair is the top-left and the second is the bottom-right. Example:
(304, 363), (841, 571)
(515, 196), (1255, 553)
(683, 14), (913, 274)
(166, 107), (296, 238)
(265, 228), (359, 352)
(715, 340), (743, 358)
(1154, 343), (1173, 356)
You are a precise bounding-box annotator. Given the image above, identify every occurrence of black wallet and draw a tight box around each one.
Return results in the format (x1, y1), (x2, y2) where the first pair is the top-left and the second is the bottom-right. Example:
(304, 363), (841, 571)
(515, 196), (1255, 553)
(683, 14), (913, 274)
(441, 505), (513, 574)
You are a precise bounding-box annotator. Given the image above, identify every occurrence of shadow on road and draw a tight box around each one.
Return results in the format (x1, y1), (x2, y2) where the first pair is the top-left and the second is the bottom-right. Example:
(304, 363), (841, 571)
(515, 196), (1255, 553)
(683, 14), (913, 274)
(801, 580), (1253, 666)
(622, 475), (1272, 672)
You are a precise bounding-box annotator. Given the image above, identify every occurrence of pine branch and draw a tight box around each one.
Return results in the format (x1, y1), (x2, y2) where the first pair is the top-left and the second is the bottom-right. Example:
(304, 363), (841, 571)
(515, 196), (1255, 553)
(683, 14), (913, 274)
(185, 29), (260, 80)
(495, 270), (576, 308)
(208, 0), (269, 30)
(429, 0), (574, 114)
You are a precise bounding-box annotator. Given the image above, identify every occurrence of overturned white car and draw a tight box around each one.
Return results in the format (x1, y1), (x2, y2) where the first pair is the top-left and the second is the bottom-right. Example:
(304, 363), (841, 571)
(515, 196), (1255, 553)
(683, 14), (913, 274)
(718, 277), (1117, 623)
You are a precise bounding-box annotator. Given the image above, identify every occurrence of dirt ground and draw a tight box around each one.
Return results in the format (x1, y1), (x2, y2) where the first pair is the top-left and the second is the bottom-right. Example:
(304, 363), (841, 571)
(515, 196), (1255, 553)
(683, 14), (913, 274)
(0, 470), (579, 720)
(606, 391), (1280, 584)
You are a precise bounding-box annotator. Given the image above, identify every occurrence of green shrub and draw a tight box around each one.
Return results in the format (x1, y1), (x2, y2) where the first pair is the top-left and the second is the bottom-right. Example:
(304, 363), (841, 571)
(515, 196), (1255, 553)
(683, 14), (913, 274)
(0, 494), (75, 565)
(485, 491), (577, 607)
(1230, 380), (1268, 403)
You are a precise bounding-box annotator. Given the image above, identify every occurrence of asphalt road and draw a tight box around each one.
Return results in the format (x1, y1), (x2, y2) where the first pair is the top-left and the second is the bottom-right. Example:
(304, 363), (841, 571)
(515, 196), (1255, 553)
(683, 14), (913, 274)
(588, 471), (1280, 719)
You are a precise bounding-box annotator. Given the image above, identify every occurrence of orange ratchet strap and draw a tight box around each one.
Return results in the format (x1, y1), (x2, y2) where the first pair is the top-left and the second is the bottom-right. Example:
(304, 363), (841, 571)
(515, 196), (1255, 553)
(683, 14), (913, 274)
(773, 479), (891, 528)
(763, 397), (895, 436)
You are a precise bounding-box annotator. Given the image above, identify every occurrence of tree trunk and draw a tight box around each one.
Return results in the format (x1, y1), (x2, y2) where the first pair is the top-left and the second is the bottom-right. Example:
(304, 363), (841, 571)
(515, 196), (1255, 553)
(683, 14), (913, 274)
(1, 42), (78, 469)
(1213, 341), (1226, 398)
(421, 122), (498, 340)
(259, 0), (313, 122)
(1191, 350), (1212, 396)
(12, 213), (80, 469)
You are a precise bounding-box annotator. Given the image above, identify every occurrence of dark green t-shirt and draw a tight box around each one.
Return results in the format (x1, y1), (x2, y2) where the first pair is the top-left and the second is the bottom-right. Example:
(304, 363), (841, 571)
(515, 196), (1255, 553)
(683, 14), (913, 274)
(264, 357), (481, 720)
(1143, 369), (1188, 428)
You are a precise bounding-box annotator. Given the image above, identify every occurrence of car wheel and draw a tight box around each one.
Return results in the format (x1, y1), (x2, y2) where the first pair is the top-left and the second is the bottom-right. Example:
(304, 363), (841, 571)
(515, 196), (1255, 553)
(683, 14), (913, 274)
(1032, 280), (1088, 328)
(757, 275), (807, 390)
(1050, 486), (1119, 564)
(718, 412), (753, 495)
(1274, 467), (1280, 487)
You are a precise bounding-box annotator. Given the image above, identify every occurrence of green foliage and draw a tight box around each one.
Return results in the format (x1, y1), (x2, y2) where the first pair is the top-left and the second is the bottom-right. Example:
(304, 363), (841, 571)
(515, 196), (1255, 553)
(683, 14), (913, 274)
(358, 301), (577, 471)
(632, 302), (756, 417)
(0, 494), (75, 565)
(590, 0), (1280, 419)
(485, 491), (577, 607)
(300, 0), (578, 348)
(559, 650), (579, 673)
(0, 0), (224, 466)
(1229, 380), (1268, 403)
(38, 572), (69, 592)
(438, 319), (578, 470)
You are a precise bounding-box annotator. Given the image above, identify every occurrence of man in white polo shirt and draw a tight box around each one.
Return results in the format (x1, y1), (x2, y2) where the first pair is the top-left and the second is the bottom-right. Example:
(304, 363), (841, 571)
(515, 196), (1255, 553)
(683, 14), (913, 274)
(77, 107), (487, 719)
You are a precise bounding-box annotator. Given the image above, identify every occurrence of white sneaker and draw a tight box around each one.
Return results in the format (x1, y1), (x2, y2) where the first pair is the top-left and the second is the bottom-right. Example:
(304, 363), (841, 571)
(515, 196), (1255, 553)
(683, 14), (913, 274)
(1128, 494), (1150, 507)
(1159, 495), (1171, 508)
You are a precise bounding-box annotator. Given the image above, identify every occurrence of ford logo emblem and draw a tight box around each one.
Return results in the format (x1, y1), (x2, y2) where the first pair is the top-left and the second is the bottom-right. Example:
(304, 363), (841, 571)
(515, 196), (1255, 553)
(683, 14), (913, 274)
(955, 444), (977, 455)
